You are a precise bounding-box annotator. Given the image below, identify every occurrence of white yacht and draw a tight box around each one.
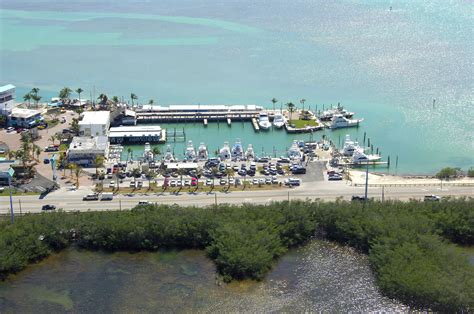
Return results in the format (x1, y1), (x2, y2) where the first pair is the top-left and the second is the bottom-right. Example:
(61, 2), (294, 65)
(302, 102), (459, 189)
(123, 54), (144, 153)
(184, 140), (196, 161)
(258, 113), (272, 130)
(340, 134), (360, 156)
(231, 139), (244, 159)
(219, 142), (231, 160)
(319, 105), (355, 121)
(197, 142), (208, 160)
(329, 114), (363, 129)
(287, 140), (303, 160)
(351, 148), (381, 164)
(164, 145), (174, 162)
(272, 113), (286, 128)
(143, 142), (154, 162)
(245, 144), (255, 160)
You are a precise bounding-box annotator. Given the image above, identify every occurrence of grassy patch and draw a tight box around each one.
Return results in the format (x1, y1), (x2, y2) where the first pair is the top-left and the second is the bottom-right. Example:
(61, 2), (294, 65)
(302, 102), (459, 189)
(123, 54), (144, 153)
(288, 119), (319, 128)
(0, 188), (40, 196)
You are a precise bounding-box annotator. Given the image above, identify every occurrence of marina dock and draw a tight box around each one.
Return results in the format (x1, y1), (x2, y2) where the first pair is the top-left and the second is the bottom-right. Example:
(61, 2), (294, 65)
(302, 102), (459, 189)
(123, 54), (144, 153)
(251, 118), (260, 131)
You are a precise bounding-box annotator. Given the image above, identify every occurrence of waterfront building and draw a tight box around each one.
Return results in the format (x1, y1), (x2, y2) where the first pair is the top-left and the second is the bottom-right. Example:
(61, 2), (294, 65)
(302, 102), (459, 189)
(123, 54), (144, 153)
(109, 125), (165, 144)
(121, 109), (137, 125)
(67, 136), (109, 167)
(137, 104), (262, 113)
(0, 161), (15, 186)
(79, 111), (111, 137)
(0, 84), (15, 117)
(9, 108), (43, 128)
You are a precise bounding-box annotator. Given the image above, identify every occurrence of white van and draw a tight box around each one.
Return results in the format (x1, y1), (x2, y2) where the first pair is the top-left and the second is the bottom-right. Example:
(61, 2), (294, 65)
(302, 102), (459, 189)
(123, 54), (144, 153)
(284, 178), (301, 186)
(138, 200), (151, 205)
(100, 192), (114, 201)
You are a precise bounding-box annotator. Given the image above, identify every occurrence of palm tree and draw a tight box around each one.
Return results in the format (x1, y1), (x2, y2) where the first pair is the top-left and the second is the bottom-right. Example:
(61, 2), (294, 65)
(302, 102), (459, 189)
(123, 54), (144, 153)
(7, 150), (16, 160)
(211, 167), (219, 190)
(112, 96), (119, 104)
(271, 98), (278, 111)
(76, 88), (83, 103)
(177, 168), (187, 185)
(31, 88), (40, 96)
(152, 147), (161, 162)
(23, 93), (31, 106)
(286, 102), (296, 122)
(127, 147), (133, 162)
(49, 135), (57, 146)
(300, 99), (306, 115)
(148, 99), (154, 105)
(33, 144), (41, 161)
(97, 93), (108, 105)
(68, 162), (76, 178)
(145, 169), (157, 191)
(94, 155), (104, 175)
(73, 164), (83, 188)
(31, 94), (42, 108)
(225, 168), (235, 190)
(59, 87), (72, 101)
(130, 93), (138, 106)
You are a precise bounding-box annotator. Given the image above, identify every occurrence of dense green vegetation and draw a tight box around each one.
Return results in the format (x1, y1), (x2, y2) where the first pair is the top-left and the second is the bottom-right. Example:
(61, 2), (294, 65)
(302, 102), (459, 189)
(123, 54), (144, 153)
(0, 199), (473, 311)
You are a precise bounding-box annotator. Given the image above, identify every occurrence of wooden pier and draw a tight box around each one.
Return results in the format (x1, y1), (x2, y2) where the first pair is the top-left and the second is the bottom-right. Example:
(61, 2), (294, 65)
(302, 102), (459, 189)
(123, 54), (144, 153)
(251, 118), (260, 131)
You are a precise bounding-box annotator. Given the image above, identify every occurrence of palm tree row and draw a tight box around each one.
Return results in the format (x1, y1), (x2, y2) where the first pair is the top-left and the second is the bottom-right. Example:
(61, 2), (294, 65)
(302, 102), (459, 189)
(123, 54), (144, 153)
(23, 88), (42, 108)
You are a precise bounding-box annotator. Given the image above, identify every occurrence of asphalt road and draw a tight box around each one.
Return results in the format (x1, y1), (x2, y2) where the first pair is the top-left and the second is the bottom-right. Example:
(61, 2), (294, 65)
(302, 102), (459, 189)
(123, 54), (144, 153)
(1, 181), (472, 214)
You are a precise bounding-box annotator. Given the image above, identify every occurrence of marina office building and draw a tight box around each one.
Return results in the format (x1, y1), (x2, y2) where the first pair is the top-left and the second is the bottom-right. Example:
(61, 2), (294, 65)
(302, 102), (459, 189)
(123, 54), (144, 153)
(9, 108), (43, 128)
(79, 111), (111, 136)
(69, 111), (111, 166)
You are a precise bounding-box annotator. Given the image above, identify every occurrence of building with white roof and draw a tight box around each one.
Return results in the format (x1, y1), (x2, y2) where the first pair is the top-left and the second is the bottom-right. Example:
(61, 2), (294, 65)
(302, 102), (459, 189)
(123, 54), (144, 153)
(9, 108), (43, 128)
(67, 136), (109, 167)
(79, 111), (110, 137)
(0, 84), (16, 117)
(109, 125), (165, 144)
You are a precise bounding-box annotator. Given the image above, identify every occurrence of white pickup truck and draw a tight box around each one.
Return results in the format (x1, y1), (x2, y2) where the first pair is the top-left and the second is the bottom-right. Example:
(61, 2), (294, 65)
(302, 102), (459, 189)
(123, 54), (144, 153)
(83, 193), (99, 201)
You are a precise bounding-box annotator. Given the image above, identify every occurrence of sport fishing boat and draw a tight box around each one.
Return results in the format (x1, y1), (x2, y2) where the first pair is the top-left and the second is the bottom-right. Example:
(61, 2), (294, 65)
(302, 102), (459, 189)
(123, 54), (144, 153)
(245, 144), (255, 160)
(197, 142), (208, 160)
(219, 142), (231, 160)
(319, 104), (355, 121)
(329, 114), (363, 129)
(184, 140), (196, 161)
(351, 148), (381, 164)
(231, 139), (244, 159)
(258, 113), (272, 130)
(287, 140), (303, 160)
(272, 113), (286, 128)
(340, 134), (360, 156)
(163, 144), (174, 162)
(143, 142), (154, 162)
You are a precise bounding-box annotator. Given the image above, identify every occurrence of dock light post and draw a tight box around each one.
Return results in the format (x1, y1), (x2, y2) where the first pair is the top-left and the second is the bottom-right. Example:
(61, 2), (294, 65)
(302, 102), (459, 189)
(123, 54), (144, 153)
(8, 167), (15, 224)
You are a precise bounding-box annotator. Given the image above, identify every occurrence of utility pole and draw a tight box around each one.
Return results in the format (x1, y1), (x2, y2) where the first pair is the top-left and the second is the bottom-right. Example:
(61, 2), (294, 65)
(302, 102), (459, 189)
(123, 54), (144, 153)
(364, 162), (369, 201)
(214, 193), (217, 206)
(382, 186), (385, 202)
(8, 168), (14, 224)
(18, 199), (22, 215)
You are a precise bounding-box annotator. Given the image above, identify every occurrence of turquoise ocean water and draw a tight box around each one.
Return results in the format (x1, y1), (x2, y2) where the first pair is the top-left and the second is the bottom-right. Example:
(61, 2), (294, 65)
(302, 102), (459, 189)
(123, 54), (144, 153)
(0, 0), (473, 174)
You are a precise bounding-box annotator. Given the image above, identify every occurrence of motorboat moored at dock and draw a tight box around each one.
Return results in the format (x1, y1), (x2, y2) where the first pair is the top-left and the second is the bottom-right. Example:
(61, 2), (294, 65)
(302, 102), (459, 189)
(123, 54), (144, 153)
(340, 134), (360, 156)
(258, 113), (272, 130)
(197, 142), (208, 160)
(164, 145), (174, 162)
(231, 139), (244, 160)
(288, 140), (303, 160)
(272, 113), (286, 128)
(143, 142), (154, 162)
(184, 140), (196, 161)
(245, 144), (255, 160)
(329, 114), (363, 129)
(219, 142), (231, 160)
(351, 148), (381, 164)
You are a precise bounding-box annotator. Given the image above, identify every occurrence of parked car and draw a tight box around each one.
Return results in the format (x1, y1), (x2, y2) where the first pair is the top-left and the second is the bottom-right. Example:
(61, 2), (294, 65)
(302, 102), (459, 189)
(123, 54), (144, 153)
(205, 179), (213, 186)
(328, 174), (343, 181)
(6, 127), (15, 133)
(219, 179), (227, 186)
(351, 196), (367, 202)
(83, 193), (99, 201)
(424, 195), (441, 202)
(41, 204), (56, 211)
(43, 158), (50, 164)
(291, 166), (306, 174)
(109, 181), (115, 188)
(138, 200), (151, 205)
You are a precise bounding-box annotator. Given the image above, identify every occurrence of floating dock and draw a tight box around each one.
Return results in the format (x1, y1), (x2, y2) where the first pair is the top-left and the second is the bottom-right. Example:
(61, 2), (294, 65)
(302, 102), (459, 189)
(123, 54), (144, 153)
(251, 118), (260, 131)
